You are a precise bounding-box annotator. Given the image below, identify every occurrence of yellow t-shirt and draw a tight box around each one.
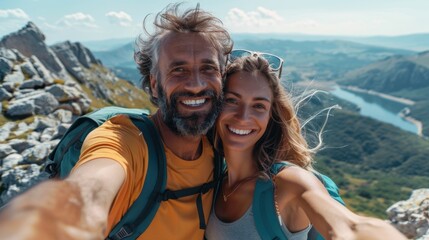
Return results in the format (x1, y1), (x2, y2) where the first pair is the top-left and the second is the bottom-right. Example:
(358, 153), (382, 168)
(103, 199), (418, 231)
(74, 115), (214, 240)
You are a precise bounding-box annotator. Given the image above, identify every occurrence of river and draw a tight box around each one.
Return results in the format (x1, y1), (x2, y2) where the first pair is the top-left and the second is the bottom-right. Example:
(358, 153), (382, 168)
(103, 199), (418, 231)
(330, 85), (419, 134)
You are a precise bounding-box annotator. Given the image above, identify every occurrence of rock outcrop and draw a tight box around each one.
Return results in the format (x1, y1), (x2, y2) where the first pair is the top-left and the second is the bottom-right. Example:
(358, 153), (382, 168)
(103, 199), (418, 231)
(51, 41), (99, 83)
(387, 189), (429, 240)
(0, 22), (71, 82)
(0, 22), (150, 206)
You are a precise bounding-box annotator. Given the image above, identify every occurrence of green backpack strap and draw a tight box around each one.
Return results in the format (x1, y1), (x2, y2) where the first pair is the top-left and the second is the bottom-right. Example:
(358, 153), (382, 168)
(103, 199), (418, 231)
(253, 178), (285, 240)
(107, 114), (167, 240)
(46, 106), (150, 178)
(253, 162), (345, 240)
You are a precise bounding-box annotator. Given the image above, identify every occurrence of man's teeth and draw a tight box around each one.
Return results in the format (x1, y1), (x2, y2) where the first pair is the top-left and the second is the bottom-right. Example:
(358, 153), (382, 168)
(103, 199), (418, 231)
(229, 127), (252, 135)
(182, 99), (206, 106)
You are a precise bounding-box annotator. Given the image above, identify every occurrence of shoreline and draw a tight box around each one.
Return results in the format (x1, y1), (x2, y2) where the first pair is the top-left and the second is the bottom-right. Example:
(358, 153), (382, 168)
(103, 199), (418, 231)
(343, 86), (416, 106)
(340, 86), (423, 136)
(295, 81), (424, 137)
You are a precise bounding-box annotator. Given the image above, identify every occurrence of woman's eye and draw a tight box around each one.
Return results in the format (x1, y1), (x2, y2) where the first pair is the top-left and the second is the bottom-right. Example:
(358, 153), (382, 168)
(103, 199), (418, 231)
(254, 103), (267, 110)
(225, 98), (237, 104)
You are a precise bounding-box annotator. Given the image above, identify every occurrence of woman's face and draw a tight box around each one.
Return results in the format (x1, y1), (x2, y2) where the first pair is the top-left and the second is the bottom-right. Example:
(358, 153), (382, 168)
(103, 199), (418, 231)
(216, 70), (273, 152)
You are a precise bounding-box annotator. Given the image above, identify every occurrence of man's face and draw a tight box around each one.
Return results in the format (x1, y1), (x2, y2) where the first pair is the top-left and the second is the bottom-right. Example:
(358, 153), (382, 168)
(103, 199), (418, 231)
(152, 32), (223, 136)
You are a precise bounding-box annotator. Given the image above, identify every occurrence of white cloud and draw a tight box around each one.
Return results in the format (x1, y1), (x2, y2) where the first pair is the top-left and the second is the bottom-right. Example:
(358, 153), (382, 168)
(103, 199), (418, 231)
(56, 12), (98, 28)
(226, 7), (284, 28)
(256, 7), (283, 21)
(0, 8), (30, 19)
(106, 11), (133, 27)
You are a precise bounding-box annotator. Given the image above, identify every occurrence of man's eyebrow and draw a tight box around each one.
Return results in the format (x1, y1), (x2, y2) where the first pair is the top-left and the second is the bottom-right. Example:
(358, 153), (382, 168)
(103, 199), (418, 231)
(201, 59), (218, 65)
(168, 61), (187, 69)
(168, 59), (217, 69)
(226, 91), (271, 103)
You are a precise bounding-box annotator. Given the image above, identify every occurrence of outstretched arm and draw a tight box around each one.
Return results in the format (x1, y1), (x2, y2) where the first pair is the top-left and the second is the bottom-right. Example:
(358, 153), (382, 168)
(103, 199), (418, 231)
(0, 158), (125, 240)
(276, 167), (406, 240)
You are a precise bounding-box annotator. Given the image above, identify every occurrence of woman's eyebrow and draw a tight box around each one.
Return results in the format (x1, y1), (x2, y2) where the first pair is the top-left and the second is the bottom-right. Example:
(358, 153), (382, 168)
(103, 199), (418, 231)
(226, 91), (271, 103)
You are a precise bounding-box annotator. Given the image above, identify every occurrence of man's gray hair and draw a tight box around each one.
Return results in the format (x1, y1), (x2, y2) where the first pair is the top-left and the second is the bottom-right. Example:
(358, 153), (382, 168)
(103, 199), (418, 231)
(134, 3), (233, 106)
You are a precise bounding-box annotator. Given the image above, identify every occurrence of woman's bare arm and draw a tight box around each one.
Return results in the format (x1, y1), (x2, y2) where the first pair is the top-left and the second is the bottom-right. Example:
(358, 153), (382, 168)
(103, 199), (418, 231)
(276, 167), (406, 240)
(0, 158), (125, 240)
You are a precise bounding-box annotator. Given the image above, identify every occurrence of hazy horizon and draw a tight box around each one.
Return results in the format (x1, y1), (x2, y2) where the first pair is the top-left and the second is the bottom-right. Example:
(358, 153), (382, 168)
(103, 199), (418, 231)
(1, 0), (429, 44)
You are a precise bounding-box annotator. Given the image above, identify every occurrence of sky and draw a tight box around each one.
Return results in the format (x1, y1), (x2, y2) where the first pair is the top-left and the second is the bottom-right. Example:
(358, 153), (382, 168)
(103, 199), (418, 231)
(1, 0), (429, 44)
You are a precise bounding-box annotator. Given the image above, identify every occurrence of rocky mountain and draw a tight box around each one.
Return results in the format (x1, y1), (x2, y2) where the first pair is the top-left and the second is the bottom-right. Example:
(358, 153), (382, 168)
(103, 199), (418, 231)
(338, 51), (429, 99)
(0, 22), (153, 205)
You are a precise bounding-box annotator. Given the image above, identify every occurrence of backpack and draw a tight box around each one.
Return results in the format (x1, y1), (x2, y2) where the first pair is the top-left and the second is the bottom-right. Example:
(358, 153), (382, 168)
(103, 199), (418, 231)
(252, 162), (345, 240)
(45, 106), (223, 240)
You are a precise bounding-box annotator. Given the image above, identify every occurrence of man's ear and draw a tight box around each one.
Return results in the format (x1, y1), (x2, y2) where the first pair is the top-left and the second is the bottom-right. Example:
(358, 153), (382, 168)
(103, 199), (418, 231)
(150, 74), (158, 98)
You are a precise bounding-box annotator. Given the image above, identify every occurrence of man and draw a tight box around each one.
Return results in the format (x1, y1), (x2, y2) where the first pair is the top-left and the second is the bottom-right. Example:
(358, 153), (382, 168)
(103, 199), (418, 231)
(0, 3), (233, 239)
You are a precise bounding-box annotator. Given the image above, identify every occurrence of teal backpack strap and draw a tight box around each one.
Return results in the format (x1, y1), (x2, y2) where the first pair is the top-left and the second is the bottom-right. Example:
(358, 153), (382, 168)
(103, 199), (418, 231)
(253, 162), (345, 240)
(107, 114), (167, 240)
(253, 162), (288, 240)
(253, 178), (285, 240)
(46, 106), (150, 178)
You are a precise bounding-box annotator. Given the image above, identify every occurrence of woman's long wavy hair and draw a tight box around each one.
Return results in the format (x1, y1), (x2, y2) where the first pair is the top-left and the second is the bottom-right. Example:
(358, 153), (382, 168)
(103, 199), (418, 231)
(215, 55), (314, 177)
(134, 3), (233, 106)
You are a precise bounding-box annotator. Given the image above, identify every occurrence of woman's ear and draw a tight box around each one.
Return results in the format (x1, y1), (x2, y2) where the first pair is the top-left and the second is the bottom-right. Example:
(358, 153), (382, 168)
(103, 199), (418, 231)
(150, 74), (158, 98)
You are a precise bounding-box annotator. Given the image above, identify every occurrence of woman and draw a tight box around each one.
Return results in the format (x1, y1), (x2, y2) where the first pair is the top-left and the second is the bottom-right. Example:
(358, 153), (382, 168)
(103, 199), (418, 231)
(205, 51), (406, 240)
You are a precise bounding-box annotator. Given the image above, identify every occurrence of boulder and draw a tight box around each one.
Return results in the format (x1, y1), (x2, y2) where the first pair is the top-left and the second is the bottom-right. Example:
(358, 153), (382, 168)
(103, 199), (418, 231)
(387, 189), (429, 239)
(2, 153), (24, 170)
(0, 144), (17, 158)
(6, 100), (35, 118)
(51, 41), (88, 83)
(0, 57), (13, 81)
(8, 139), (40, 153)
(19, 78), (45, 89)
(0, 87), (13, 101)
(30, 56), (54, 85)
(45, 84), (82, 102)
(21, 142), (51, 164)
(3, 65), (24, 84)
(20, 60), (38, 78)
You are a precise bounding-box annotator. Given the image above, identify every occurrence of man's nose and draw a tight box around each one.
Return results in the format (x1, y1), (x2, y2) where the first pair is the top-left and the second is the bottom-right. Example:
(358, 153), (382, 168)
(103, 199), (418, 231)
(183, 71), (207, 93)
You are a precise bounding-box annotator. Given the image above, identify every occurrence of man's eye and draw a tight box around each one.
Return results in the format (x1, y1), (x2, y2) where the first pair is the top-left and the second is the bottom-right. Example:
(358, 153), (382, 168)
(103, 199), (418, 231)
(201, 65), (219, 72)
(172, 67), (185, 72)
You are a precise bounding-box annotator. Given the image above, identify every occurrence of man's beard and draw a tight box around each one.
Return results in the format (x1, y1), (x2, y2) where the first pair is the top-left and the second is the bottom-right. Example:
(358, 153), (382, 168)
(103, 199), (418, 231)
(157, 83), (223, 136)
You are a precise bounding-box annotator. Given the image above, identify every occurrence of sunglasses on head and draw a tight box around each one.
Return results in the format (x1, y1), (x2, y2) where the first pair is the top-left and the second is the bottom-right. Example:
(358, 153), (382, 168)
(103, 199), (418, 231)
(228, 49), (284, 78)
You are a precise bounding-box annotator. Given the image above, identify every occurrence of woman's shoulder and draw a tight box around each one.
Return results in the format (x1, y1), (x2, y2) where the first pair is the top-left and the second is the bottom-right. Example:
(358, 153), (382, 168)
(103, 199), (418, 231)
(274, 165), (325, 195)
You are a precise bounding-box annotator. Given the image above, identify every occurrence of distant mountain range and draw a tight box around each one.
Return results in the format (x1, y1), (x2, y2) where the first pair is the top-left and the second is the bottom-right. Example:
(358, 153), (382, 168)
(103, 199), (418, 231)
(231, 33), (429, 52)
(92, 37), (416, 86)
(83, 32), (429, 52)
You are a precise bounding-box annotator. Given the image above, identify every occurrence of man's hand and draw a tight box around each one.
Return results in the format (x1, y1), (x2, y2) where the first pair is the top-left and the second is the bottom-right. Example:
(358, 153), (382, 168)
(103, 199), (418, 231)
(0, 180), (105, 240)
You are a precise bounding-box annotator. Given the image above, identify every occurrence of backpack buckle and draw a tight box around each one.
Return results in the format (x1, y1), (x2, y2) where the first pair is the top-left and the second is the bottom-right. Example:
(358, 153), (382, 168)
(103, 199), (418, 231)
(111, 225), (133, 239)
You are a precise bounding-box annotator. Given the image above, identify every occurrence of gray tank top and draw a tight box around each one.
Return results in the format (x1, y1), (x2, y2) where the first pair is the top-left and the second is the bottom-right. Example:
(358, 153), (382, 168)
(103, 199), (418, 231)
(205, 204), (311, 240)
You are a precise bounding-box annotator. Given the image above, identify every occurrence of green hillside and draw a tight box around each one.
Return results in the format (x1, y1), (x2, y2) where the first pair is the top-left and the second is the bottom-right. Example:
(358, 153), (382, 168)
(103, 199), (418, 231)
(338, 51), (429, 136)
(299, 94), (429, 217)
